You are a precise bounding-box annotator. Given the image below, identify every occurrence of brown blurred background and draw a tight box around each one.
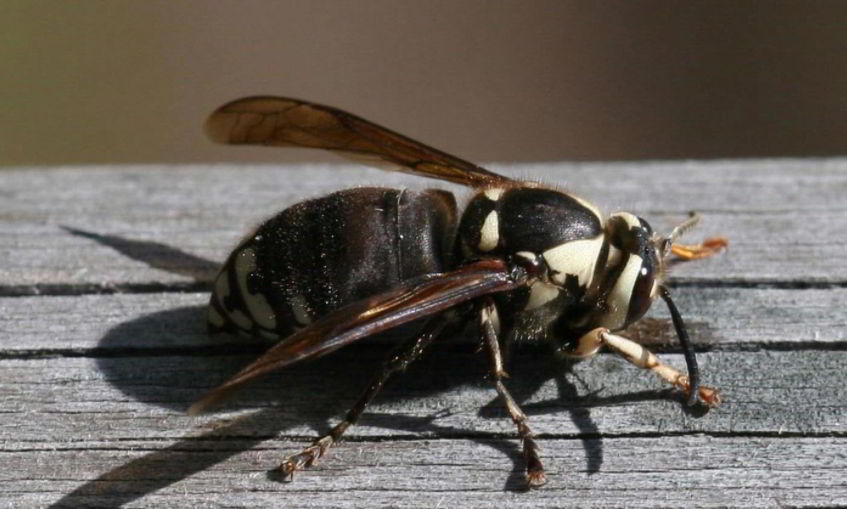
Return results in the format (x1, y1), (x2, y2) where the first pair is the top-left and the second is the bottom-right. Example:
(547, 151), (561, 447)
(4, 0), (847, 166)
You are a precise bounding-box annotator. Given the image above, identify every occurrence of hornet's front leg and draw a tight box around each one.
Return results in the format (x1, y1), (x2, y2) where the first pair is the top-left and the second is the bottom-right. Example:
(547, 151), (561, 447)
(480, 299), (547, 488)
(570, 328), (721, 408)
(280, 318), (446, 477)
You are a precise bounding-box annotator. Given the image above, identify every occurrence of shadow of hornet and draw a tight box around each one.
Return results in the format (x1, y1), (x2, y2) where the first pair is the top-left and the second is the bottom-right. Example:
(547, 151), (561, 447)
(61, 226), (220, 285)
(55, 303), (604, 504)
(51, 228), (716, 505)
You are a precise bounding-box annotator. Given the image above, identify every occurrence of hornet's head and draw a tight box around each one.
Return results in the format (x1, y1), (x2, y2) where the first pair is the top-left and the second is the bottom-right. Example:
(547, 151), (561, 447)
(594, 212), (703, 332)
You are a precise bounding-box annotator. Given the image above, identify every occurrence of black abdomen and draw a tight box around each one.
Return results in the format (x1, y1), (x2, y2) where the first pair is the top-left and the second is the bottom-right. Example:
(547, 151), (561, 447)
(208, 188), (457, 339)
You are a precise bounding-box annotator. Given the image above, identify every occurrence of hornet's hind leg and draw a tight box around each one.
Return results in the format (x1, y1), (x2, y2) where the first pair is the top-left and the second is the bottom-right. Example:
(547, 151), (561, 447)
(280, 319), (447, 477)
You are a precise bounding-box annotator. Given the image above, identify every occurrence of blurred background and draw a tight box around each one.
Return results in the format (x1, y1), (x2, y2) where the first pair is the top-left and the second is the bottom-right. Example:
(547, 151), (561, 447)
(4, 0), (847, 167)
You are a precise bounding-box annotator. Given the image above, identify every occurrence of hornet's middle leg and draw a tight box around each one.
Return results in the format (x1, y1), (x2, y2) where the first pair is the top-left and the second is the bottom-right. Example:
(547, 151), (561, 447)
(480, 299), (547, 488)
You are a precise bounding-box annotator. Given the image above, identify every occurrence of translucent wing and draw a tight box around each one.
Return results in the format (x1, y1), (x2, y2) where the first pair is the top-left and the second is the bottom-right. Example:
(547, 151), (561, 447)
(205, 96), (513, 188)
(189, 259), (523, 414)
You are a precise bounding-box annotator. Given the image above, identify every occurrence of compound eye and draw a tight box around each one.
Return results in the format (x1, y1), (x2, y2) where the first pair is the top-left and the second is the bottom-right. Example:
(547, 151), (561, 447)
(625, 255), (657, 325)
(637, 216), (653, 236)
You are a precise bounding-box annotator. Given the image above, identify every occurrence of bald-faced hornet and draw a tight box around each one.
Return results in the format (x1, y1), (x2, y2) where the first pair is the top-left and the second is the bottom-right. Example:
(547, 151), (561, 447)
(191, 97), (726, 487)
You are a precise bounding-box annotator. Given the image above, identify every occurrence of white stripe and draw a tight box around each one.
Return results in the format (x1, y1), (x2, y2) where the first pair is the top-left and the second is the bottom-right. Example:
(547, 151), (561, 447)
(599, 254), (642, 330)
(234, 248), (278, 330)
(213, 268), (253, 329)
(228, 309), (253, 330)
(478, 211), (499, 252)
(207, 306), (225, 327)
(289, 294), (313, 325)
(214, 271), (231, 309)
(525, 281), (560, 310)
(483, 187), (505, 201)
(543, 236), (604, 287)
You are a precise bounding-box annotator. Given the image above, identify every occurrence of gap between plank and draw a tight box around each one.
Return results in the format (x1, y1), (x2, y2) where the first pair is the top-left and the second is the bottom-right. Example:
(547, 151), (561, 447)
(2, 279), (847, 298)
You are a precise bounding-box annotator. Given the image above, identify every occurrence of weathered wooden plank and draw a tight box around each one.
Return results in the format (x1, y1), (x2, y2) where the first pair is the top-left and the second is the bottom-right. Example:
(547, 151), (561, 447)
(2, 349), (844, 444)
(2, 160), (844, 507)
(6, 436), (847, 508)
(1, 285), (843, 352)
(1, 161), (846, 289)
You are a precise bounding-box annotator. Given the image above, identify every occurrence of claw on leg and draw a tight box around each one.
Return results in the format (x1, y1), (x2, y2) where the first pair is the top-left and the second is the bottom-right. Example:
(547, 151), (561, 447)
(673, 375), (722, 408)
(280, 435), (334, 477)
(526, 467), (548, 488)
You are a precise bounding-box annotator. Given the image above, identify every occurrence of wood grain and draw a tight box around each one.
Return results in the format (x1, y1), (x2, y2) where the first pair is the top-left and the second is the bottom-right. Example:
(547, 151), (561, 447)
(1, 160), (845, 507)
(1, 160), (846, 290)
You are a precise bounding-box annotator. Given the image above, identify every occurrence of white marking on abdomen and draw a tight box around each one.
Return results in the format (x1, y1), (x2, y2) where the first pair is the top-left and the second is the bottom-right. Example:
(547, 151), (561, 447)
(543, 236), (604, 287)
(289, 294), (312, 325)
(234, 248), (278, 330)
(214, 270), (230, 309)
(228, 309), (253, 329)
(259, 329), (280, 340)
(213, 269), (253, 329)
(478, 210), (499, 252)
(207, 306), (225, 327)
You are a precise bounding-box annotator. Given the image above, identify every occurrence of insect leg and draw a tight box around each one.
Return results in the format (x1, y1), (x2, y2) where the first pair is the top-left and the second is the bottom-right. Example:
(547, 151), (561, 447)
(280, 318), (446, 477)
(479, 300), (547, 488)
(581, 328), (722, 408)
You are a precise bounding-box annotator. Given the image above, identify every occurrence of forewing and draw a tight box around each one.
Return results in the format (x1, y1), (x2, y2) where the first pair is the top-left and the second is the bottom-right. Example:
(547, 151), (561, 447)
(189, 259), (522, 414)
(205, 96), (513, 188)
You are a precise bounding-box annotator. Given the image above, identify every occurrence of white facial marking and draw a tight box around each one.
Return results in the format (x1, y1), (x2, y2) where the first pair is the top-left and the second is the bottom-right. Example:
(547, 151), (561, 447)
(289, 294), (313, 325)
(525, 281), (560, 310)
(234, 248), (277, 330)
(607, 245), (623, 268)
(483, 187), (505, 201)
(543, 236), (604, 287)
(478, 210), (499, 252)
(207, 306), (225, 327)
(600, 254), (643, 330)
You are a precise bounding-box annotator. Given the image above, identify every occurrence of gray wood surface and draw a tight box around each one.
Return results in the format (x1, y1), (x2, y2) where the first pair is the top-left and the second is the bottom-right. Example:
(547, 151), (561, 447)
(1, 160), (846, 508)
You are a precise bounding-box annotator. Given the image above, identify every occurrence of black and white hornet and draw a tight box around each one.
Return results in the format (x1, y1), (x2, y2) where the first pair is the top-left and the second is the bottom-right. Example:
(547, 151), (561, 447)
(191, 97), (727, 487)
